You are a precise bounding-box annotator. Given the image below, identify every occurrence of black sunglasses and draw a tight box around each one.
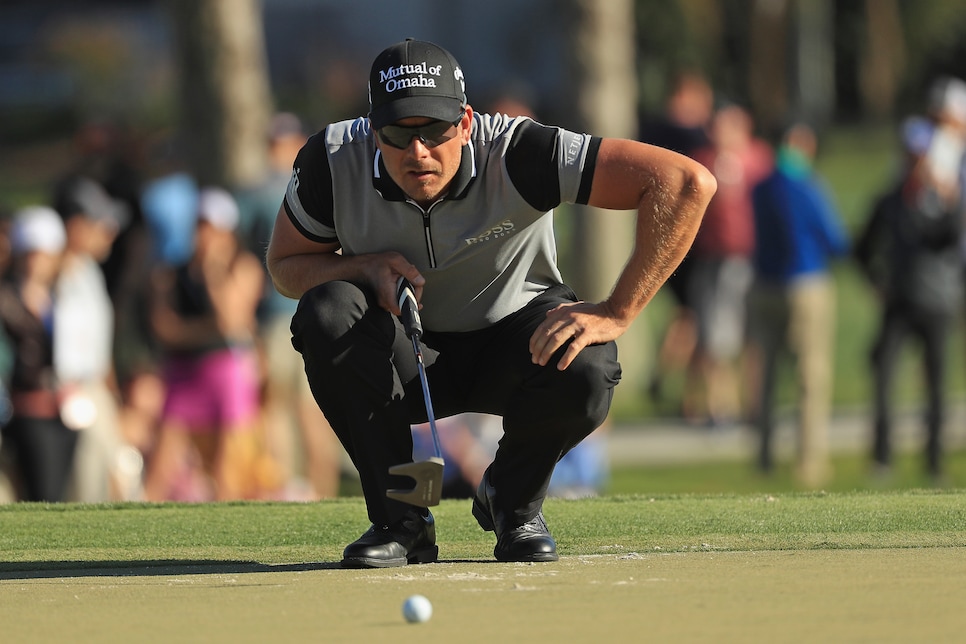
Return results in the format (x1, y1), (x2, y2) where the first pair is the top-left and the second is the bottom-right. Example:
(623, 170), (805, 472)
(376, 112), (465, 150)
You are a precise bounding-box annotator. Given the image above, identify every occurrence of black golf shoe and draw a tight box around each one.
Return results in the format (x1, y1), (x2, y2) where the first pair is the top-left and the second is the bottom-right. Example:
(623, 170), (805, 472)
(341, 509), (438, 568)
(472, 473), (558, 562)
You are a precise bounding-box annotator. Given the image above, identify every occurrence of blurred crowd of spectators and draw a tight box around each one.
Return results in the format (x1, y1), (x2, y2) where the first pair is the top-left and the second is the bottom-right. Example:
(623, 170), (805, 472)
(0, 112), (347, 503)
(1, 70), (964, 503)
(641, 72), (966, 488)
(0, 97), (609, 505)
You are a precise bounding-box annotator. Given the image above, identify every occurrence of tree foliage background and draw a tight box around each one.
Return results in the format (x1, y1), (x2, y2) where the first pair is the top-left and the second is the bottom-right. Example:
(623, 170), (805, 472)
(4, 1), (966, 149)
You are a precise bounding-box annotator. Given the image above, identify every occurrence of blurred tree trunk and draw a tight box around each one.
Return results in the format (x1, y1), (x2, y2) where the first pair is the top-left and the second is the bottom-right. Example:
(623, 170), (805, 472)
(859, 0), (905, 119)
(748, 0), (789, 130)
(168, 0), (272, 188)
(792, 0), (835, 126)
(561, 0), (647, 383)
(749, 0), (836, 130)
(561, 0), (638, 301)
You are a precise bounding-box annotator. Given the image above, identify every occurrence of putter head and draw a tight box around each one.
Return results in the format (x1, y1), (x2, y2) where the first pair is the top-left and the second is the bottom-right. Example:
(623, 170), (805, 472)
(386, 457), (445, 507)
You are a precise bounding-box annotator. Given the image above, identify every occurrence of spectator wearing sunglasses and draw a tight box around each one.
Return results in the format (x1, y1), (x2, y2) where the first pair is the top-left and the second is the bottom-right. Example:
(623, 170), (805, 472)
(266, 39), (716, 568)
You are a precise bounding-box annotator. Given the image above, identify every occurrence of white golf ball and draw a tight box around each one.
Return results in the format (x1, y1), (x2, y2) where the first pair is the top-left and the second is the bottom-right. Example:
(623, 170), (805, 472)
(402, 594), (433, 623)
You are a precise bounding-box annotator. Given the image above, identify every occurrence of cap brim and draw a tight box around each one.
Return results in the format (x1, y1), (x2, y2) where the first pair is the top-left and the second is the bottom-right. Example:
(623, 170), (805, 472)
(369, 96), (464, 129)
(90, 200), (130, 231)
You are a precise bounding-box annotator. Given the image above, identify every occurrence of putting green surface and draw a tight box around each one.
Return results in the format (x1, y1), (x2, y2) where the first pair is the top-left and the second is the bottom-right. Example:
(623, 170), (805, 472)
(2, 493), (964, 642)
(3, 548), (965, 643)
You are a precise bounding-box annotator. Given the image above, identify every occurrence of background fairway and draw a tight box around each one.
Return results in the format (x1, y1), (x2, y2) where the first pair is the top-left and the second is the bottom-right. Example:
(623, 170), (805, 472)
(606, 447), (966, 495)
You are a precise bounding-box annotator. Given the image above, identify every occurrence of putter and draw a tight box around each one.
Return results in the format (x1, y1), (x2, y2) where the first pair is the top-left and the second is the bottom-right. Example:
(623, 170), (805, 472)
(386, 277), (445, 507)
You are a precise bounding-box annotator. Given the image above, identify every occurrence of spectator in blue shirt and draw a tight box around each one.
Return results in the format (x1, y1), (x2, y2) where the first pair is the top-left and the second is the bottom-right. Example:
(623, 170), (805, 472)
(748, 121), (850, 487)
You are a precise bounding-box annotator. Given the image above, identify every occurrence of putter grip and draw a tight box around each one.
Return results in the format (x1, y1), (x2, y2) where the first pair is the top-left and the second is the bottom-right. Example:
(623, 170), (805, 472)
(396, 277), (422, 338)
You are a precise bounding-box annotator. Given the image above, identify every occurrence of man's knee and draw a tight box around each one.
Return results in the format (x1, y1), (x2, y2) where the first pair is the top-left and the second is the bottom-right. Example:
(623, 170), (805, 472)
(290, 281), (399, 369)
(550, 341), (621, 428)
(292, 281), (368, 342)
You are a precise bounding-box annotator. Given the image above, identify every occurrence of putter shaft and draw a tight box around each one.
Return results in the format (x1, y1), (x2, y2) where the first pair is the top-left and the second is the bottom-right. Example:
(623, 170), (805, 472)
(386, 277), (445, 507)
(412, 334), (442, 459)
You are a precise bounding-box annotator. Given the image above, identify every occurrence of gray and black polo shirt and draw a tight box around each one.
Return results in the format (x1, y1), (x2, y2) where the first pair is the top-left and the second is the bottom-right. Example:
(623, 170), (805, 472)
(283, 112), (601, 332)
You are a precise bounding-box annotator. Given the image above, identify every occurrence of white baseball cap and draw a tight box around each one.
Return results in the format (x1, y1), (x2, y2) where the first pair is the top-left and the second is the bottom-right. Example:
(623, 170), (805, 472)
(929, 76), (966, 126)
(10, 206), (67, 255)
(196, 187), (239, 231)
(55, 177), (130, 231)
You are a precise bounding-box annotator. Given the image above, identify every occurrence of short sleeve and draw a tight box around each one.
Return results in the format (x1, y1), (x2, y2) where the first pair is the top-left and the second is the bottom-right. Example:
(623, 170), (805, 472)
(504, 119), (601, 211)
(284, 130), (339, 243)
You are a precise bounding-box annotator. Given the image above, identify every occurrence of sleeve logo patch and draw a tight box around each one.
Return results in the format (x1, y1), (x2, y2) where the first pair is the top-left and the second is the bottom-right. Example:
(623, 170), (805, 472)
(562, 132), (583, 167)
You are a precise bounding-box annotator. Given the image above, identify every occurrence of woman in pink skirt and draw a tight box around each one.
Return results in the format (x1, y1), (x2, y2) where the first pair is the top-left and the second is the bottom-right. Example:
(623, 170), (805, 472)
(144, 187), (265, 501)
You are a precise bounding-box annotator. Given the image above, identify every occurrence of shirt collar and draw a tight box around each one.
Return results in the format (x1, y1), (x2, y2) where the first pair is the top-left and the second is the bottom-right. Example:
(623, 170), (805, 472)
(372, 141), (477, 203)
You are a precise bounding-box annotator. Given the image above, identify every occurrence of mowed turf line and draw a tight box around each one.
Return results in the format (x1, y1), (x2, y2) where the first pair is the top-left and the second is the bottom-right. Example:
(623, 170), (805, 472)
(1, 491), (965, 565)
(1, 492), (965, 643)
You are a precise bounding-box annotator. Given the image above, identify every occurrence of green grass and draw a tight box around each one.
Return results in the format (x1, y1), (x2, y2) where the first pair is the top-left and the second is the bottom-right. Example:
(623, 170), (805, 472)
(1, 490), (964, 574)
(606, 448), (966, 495)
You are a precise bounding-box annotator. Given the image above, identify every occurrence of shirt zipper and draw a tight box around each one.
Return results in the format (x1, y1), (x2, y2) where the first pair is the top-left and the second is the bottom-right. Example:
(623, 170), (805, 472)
(407, 198), (444, 268)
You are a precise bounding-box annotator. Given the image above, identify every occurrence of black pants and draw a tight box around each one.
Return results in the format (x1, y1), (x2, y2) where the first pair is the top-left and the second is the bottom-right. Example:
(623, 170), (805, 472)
(870, 301), (952, 475)
(291, 281), (621, 526)
(1, 416), (78, 502)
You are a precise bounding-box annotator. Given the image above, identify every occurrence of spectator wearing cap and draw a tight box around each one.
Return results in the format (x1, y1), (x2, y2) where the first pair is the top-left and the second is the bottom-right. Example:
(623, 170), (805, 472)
(52, 177), (141, 502)
(854, 76), (966, 482)
(234, 113), (344, 500)
(143, 187), (267, 501)
(0, 207), (77, 502)
(900, 76), (966, 217)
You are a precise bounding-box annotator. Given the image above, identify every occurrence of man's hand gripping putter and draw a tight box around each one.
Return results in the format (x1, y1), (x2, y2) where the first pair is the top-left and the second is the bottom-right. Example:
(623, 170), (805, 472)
(386, 277), (445, 507)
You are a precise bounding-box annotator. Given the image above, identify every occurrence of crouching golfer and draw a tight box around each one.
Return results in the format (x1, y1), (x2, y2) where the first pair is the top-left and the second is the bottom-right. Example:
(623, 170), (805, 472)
(266, 39), (716, 567)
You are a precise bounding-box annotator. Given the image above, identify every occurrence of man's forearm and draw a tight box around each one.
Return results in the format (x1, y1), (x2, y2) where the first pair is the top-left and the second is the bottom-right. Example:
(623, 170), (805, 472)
(605, 170), (712, 323)
(585, 138), (715, 325)
(267, 251), (357, 300)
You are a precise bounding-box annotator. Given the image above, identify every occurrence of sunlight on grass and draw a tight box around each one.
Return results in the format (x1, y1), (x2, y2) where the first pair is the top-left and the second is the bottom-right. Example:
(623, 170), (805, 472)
(606, 448), (966, 496)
